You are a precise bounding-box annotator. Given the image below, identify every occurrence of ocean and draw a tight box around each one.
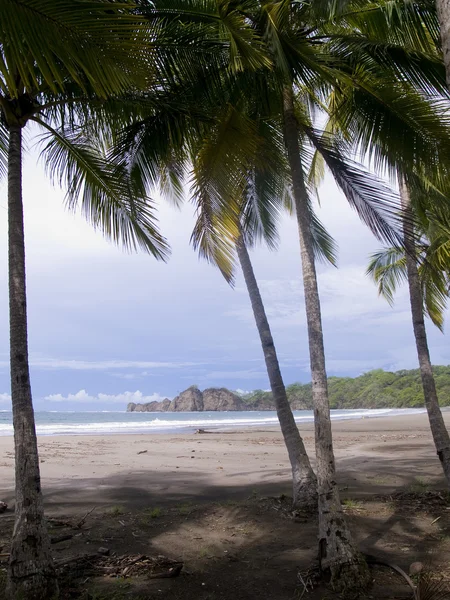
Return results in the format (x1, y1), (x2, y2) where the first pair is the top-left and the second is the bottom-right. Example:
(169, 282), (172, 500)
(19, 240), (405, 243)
(0, 408), (426, 436)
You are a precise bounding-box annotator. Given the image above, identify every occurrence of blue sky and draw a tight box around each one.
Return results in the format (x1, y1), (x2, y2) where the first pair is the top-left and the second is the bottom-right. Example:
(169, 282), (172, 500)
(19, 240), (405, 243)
(0, 144), (448, 411)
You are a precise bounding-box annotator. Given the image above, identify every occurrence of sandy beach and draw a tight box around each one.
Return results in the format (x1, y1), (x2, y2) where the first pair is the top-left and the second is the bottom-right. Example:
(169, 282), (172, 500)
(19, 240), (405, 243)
(0, 412), (447, 509)
(1, 412), (450, 599)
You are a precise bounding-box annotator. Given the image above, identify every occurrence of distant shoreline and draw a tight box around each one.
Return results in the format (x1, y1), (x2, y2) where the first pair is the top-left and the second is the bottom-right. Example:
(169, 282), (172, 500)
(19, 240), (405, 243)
(0, 407), (426, 437)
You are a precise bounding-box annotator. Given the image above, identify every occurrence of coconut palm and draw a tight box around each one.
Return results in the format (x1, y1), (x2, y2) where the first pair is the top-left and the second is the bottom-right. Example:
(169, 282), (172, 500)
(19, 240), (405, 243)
(112, 0), (450, 592)
(0, 1), (244, 596)
(325, 0), (450, 488)
(187, 0), (450, 590)
(367, 178), (450, 485)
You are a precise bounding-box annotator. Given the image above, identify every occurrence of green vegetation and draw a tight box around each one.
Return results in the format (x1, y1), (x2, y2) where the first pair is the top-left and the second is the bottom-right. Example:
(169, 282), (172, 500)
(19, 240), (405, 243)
(238, 366), (450, 409)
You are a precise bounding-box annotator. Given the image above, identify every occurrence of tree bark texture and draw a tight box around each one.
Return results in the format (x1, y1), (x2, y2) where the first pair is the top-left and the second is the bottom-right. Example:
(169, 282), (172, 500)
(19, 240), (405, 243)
(282, 86), (370, 594)
(400, 176), (450, 487)
(436, 0), (450, 89)
(236, 235), (317, 510)
(6, 125), (58, 600)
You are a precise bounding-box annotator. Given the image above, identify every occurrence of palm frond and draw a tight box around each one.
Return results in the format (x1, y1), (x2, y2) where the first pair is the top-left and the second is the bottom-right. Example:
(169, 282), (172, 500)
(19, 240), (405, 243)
(302, 127), (403, 246)
(33, 117), (169, 260)
(366, 246), (407, 305)
(0, 0), (153, 98)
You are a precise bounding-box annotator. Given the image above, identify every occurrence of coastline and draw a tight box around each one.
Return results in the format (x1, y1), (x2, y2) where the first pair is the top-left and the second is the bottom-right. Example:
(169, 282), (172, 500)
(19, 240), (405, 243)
(0, 412), (447, 509)
(0, 407), (427, 436)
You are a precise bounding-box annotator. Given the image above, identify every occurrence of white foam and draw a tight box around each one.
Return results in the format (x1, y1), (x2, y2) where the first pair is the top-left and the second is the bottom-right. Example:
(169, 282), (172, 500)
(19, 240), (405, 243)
(0, 408), (427, 436)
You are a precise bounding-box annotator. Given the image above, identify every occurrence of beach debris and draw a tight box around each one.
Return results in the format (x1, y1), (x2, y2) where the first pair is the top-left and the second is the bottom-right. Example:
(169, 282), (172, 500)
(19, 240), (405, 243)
(75, 506), (97, 529)
(0, 501), (7, 514)
(195, 429), (211, 434)
(97, 547), (110, 556)
(431, 516), (442, 525)
(137, 449), (148, 455)
(51, 534), (73, 545)
(56, 552), (183, 580)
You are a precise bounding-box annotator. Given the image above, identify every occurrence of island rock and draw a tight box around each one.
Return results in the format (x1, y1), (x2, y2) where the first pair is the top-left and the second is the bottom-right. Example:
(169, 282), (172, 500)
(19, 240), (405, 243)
(168, 386), (204, 412)
(202, 388), (245, 411)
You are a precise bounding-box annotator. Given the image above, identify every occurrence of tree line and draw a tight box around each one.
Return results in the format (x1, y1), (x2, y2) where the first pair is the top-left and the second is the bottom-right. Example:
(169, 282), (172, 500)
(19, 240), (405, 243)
(2, 0), (450, 598)
(239, 366), (450, 410)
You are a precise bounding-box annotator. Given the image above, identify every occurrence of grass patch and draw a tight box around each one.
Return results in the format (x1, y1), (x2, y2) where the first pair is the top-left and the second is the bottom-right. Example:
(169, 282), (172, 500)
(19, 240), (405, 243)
(408, 477), (432, 493)
(176, 503), (194, 516)
(107, 505), (125, 517)
(144, 507), (162, 519)
(342, 499), (362, 510)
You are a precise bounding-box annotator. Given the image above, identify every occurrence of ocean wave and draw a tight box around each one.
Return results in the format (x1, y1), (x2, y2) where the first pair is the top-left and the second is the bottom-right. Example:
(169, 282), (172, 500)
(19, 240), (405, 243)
(0, 408), (426, 436)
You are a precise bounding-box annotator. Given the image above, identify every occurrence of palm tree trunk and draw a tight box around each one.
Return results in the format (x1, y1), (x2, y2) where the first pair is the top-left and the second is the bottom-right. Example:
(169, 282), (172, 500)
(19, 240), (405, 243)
(399, 176), (450, 487)
(6, 125), (58, 600)
(236, 234), (317, 510)
(436, 0), (450, 89)
(282, 86), (370, 593)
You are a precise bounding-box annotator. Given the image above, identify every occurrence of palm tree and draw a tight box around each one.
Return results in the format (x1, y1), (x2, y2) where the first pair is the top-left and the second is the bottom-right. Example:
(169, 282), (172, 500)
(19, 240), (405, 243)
(367, 177), (450, 486)
(187, 1), (450, 590)
(112, 0), (450, 592)
(328, 1), (450, 488)
(436, 0), (450, 88)
(236, 233), (318, 509)
(0, 2), (189, 597)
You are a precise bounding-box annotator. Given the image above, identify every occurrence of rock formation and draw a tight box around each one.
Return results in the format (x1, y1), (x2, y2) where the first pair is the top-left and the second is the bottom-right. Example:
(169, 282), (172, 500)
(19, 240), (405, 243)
(127, 386), (245, 412)
(202, 388), (244, 411)
(168, 386), (203, 412)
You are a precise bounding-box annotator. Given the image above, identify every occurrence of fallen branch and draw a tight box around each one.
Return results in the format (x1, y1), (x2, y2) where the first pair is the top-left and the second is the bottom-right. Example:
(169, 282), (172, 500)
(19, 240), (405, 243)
(51, 534), (73, 545)
(148, 563), (183, 579)
(74, 506), (97, 529)
(365, 554), (416, 597)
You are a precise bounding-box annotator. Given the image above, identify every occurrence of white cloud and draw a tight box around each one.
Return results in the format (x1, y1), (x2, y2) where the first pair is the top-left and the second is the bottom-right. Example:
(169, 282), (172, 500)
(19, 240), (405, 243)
(45, 390), (170, 403)
(0, 393), (11, 403)
(201, 370), (268, 381)
(3, 358), (203, 371)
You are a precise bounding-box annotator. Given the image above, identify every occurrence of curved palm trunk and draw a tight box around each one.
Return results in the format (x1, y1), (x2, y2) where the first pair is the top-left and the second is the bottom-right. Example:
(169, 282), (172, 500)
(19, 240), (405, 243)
(236, 235), (317, 510)
(436, 0), (450, 89)
(282, 86), (370, 593)
(6, 125), (58, 600)
(400, 176), (450, 487)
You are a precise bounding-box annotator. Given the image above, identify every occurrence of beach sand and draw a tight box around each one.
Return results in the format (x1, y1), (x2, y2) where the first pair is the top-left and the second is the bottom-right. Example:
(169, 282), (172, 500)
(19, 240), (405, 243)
(1, 412), (450, 599)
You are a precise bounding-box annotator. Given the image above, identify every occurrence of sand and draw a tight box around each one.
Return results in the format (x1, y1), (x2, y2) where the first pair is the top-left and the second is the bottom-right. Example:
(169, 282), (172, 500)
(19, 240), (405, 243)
(1, 412), (450, 599)
(0, 412), (447, 511)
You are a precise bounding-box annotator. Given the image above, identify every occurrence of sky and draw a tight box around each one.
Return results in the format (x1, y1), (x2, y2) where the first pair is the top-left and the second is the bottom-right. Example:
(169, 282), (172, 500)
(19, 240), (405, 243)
(0, 142), (448, 411)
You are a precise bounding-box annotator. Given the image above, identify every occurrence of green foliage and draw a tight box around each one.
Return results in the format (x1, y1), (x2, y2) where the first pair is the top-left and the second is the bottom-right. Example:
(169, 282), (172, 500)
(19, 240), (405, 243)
(237, 366), (450, 409)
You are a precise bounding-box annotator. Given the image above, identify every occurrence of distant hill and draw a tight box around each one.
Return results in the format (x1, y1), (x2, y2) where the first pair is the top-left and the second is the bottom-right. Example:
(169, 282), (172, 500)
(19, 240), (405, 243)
(127, 366), (450, 412)
(238, 366), (450, 410)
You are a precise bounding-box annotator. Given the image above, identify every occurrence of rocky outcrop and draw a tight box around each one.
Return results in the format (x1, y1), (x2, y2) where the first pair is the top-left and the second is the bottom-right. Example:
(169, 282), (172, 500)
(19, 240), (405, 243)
(127, 386), (245, 412)
(168, 386), (203, 412)
(202, 388), (245, 411)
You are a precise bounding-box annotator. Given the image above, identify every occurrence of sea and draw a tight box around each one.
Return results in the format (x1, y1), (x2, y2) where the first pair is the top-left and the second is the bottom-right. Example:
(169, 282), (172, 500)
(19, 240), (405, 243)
(0, 408), (426, 436)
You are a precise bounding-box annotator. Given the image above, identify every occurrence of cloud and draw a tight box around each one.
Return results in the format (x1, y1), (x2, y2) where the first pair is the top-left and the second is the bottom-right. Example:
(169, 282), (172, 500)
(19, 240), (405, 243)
(201, 370), (268, 381)
(0, 393), (11, 403)
(9, 358), (203, 371)
(45, 390), (170, 403)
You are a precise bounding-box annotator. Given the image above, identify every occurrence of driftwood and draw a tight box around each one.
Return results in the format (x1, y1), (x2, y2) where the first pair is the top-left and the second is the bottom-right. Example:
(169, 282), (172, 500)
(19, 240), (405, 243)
(48, 506), (97, 531)
(51, 534), (73, 545)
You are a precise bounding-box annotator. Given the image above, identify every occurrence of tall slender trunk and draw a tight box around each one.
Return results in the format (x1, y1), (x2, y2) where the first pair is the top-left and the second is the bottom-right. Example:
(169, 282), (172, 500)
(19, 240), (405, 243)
(399, 176), (450, 487)
(282, 86), (370, 593)
(6, 125), (58, 600)
(236, 235), (317, 510)
(436, 0), (450, 89)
